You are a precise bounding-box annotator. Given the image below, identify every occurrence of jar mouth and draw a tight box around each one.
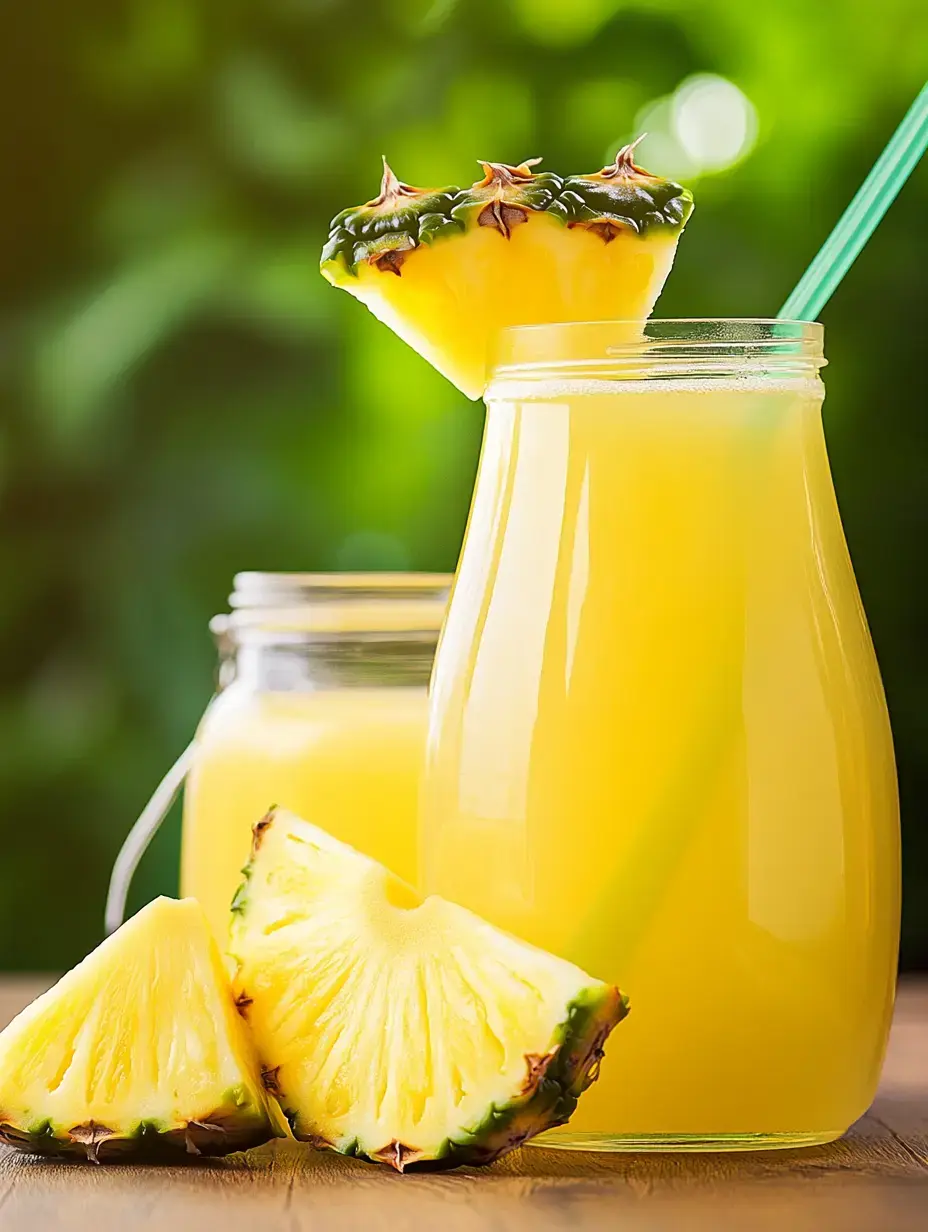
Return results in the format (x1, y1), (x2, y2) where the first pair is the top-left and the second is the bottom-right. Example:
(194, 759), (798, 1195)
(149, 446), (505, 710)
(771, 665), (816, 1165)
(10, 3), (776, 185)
(214, 572), (452, 642)
(229, 571), (452, 609)
(489, 319), (826, 386)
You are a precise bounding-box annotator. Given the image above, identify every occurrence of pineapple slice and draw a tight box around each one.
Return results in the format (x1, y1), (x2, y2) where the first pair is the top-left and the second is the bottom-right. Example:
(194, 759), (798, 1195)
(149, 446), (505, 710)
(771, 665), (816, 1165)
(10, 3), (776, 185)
(321, 143), (693, 399)
(230, 809), (628, 1172)
(0, 898), (276, 1161)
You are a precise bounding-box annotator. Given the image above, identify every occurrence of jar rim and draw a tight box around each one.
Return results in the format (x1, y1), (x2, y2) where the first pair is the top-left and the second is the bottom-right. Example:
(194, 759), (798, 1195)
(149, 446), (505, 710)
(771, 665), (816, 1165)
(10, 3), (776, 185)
(229, 571), (453, 610)
(489, 318), (825, 385)
(214, 571), (452, 643)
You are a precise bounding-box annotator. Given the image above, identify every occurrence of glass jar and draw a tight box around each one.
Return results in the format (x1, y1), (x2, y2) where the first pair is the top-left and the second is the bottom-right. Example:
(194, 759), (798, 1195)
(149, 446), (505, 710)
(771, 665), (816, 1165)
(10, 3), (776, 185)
(108, 573), (449, 945)
(422, 320), (900, 1150)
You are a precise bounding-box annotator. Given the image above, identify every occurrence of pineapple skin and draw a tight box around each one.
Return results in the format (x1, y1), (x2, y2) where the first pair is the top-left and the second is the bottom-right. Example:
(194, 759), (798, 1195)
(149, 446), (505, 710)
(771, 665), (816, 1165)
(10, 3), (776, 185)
(329, 986), (629, 1173)
(321, 151), (692, 276)
(0, 1086), (272, 1162)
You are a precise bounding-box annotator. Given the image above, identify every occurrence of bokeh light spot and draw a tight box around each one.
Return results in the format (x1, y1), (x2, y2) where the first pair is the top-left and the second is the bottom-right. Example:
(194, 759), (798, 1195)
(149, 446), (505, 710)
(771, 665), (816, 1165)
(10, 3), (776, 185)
(619, 74), (758, 181)
(671, 74), (758, 173)
(625, 97), (697, 182)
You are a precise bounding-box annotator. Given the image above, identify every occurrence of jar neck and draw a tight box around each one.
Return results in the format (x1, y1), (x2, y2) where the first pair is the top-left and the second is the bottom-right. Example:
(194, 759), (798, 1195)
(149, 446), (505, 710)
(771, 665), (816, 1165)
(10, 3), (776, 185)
(211, 572), (450, 694)
(487, 319), (826, 393)
(232, 632), (438, 693)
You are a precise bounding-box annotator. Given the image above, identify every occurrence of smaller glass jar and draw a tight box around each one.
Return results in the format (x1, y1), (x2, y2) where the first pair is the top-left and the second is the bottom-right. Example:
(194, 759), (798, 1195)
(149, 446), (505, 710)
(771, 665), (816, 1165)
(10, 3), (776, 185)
(181, 572), (450, 940)
(107, 573), (449, 944)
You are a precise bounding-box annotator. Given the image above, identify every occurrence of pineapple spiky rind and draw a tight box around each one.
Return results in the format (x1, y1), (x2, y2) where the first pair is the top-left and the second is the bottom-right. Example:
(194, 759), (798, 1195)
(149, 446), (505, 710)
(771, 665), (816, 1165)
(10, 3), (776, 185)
(556, 141), (693, 235)
(321, 158), (463, 275)
(322, 149), (691, 277)
(230, 808), (628, 1173)
(385, 984), (629, 1172)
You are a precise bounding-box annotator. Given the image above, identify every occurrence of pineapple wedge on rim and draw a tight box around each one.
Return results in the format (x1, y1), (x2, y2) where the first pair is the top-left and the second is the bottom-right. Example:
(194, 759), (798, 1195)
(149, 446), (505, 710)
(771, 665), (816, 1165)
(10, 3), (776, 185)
(320, 141), (693, 399)
(0, 897), (277, 1162)
(230, 808), (628, 1172)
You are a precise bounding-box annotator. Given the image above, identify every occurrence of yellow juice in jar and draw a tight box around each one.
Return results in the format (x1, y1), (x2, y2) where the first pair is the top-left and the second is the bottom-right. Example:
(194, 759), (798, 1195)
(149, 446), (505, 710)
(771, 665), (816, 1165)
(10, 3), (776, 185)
(182, 686), (427, 940)
(181, 572), (448, 944)
(423, 348), (900, 1147)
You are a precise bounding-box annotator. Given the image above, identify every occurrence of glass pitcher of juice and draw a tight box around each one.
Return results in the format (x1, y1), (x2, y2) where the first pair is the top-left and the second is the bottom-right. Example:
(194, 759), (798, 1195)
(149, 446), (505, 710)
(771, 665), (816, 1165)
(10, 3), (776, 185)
(107, 572), (449, 944)
(422, 320), (900, 1151)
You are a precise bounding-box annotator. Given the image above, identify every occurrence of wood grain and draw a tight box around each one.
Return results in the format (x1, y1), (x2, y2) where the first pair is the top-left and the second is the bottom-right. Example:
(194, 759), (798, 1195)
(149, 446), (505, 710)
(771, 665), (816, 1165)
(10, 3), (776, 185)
(1, 978), (926, 1231)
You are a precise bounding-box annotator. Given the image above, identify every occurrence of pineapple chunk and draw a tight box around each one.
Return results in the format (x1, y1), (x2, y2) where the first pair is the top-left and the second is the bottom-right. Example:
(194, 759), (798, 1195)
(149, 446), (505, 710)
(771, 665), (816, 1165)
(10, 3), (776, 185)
(0, 898), (276, 1161)
(321, 147), (693, 399)
(231, 809), (628, 1172)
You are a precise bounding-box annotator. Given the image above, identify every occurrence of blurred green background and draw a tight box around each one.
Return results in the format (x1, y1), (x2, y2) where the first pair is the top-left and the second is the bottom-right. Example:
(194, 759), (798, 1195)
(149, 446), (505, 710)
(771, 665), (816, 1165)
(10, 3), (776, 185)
(0, 0), (925, 971)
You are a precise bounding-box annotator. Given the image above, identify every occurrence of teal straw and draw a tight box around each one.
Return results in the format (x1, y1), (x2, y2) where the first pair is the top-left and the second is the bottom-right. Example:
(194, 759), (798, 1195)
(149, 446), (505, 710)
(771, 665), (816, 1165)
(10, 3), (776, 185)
(778, 81), (928, 321)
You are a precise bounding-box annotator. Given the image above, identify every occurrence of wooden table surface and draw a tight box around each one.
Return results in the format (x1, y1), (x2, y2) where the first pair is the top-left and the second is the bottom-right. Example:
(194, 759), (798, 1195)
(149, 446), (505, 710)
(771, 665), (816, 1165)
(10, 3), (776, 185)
(1, 977), (926, 1231)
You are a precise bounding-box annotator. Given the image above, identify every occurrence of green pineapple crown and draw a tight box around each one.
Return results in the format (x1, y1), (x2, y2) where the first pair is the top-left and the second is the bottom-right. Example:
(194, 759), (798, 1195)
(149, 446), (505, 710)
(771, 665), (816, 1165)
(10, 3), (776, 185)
(321, 140), (694, 278)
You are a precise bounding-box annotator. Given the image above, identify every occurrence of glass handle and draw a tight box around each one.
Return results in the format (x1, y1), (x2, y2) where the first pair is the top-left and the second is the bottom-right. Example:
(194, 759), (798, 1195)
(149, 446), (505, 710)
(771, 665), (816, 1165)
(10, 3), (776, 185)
(104, 742), (197, 935)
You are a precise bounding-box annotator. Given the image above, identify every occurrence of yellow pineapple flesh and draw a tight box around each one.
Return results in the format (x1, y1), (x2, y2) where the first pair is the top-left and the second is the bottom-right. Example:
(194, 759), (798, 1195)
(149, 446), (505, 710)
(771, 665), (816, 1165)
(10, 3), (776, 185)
(0, 897), (276, 1161)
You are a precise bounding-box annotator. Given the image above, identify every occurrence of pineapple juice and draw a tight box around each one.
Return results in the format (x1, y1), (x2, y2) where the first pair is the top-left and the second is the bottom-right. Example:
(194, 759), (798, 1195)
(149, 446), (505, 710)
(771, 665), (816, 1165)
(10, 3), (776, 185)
(182, 686), (428, 941)
(180, 572), (448, 943)
(423, 326), (900, 1148)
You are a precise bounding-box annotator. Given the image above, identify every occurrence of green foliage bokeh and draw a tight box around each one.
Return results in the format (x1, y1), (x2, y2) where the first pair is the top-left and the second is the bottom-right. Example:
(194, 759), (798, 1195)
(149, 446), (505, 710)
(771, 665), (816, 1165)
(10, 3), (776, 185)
(0, 0), (925, 969)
